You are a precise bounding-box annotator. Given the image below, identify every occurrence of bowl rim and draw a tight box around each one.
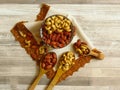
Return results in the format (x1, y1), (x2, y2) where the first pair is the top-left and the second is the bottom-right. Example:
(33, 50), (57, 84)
(40, 14), (75, 49)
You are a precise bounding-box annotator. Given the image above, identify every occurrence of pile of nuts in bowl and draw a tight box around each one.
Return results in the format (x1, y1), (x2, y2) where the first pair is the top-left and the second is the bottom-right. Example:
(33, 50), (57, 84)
(41, 15), (74, 48)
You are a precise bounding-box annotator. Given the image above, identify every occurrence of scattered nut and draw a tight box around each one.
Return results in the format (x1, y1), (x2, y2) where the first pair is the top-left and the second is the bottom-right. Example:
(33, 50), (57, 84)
(39, 46), (46, 54)
(19, 31), (26, 38)
(25, 40), (31, 47)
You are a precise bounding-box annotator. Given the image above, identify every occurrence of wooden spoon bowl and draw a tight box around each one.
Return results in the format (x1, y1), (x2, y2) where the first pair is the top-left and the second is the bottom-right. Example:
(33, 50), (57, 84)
(28, 52), (57, 90)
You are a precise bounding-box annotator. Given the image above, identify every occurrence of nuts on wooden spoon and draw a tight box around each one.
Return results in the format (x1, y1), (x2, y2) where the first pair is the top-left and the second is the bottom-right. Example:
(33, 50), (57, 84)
(41, 52), (57, 70)
(73, 39), (104, 60)
(59, 51), (75, 71)
(46, 51), (75, 90)
(29, 52), (57, 90)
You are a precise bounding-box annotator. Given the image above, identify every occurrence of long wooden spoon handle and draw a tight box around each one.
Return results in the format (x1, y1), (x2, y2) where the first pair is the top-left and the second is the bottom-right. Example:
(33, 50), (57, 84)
(89, 49), (104, 60)
(29, 71), (45, 90)
(46, 69), (63, 90)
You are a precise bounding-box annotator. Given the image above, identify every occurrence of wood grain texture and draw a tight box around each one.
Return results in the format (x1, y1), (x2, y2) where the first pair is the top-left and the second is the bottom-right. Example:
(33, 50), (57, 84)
(0, 4), (120, 90)
(0, 0), (120, 4)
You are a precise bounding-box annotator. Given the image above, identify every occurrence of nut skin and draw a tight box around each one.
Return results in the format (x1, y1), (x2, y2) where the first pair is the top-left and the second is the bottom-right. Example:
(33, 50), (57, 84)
(52, 58), (57, 64)
(42, 63), (46, 68)
(39, 46), (45, 54)
(41, 52), (57, 70)
(42, 30), (73, 48)
(45, 65), (52, 70)
(25, 40), (31, 47)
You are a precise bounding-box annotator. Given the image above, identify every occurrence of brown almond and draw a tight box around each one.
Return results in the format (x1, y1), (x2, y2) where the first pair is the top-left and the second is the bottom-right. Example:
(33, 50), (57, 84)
(76, 39), (81, 46)
(46, 39), (50, 44)
(50, 41), (57, 46)
(59, 39), (65, 45)
(58, 43), (64, 48)
(47, 58), (51, 64)
(46, 65), (52, 69)
(31, 45), (37, 49)
(42, 63), (46, 68)
(52, 53), (57, 58)
(55, 34), (60, 41)
(51, 34), (56, 41)
(45, 55), (51, 60)
(52, 58), (57, 64)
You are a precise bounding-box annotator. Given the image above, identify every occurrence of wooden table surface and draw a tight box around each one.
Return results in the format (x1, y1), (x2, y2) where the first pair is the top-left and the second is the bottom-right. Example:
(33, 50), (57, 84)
(0, 0), (120, 4)
(0, 4), (120, 90)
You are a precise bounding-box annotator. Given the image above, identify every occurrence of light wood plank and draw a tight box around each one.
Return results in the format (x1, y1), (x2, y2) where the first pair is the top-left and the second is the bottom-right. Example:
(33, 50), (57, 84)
(18, 85), (110, 90)
(0, 76), (120, 86)
(0, 65), (120, 78)
(0, 4), (120, 90)
(1, 0), (120, 4)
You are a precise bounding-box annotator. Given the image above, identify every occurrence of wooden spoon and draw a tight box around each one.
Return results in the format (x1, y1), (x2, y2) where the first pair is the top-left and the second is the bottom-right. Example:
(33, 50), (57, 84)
(89, 48), (104, 60)
(28, 52), (57, 90)
(46, 51), (75, 90)
(74, 39), (104, 60)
